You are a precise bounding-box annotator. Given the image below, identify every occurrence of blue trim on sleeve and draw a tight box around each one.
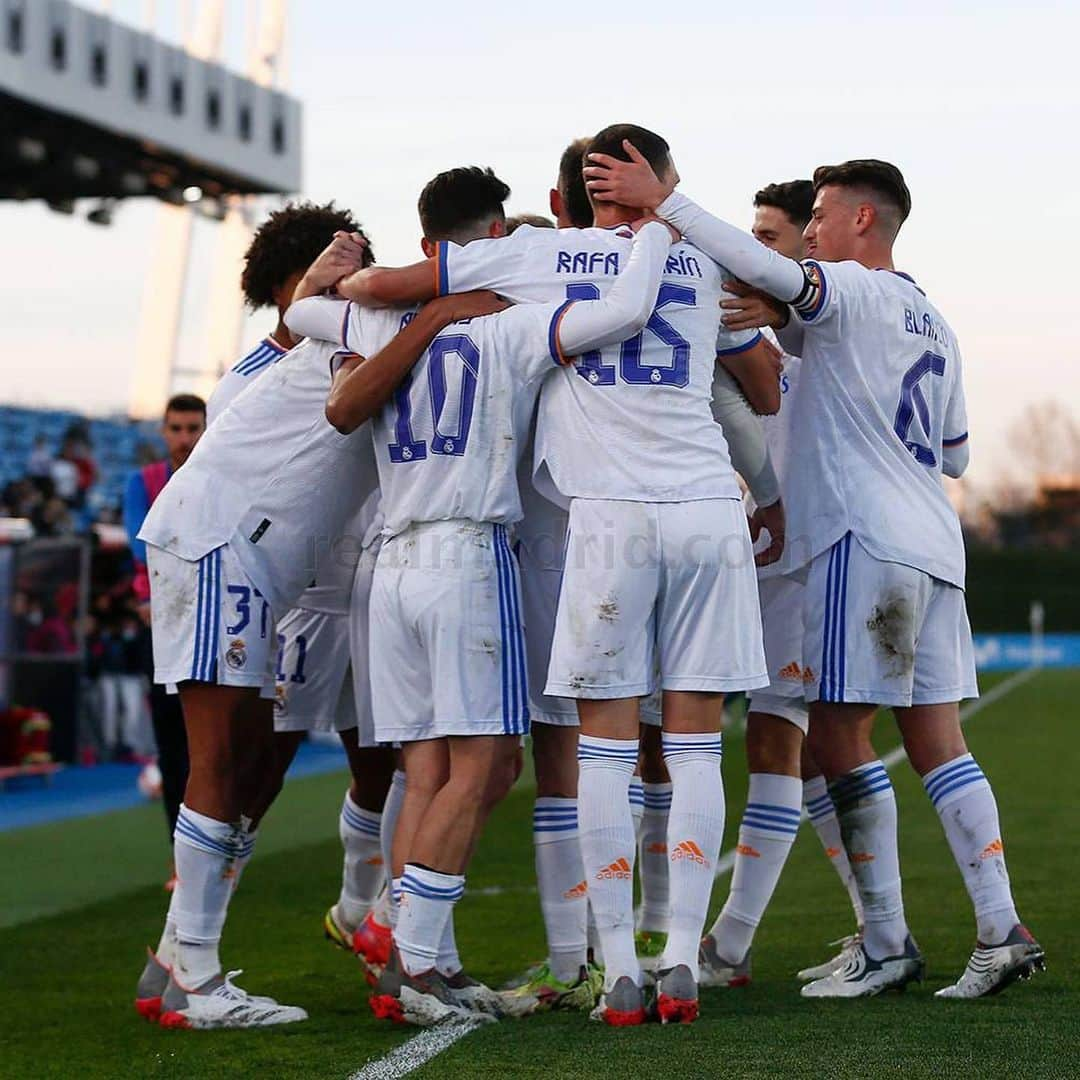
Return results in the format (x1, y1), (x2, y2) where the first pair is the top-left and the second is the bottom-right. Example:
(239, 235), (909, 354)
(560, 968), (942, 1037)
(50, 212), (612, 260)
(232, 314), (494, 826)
(942, 432), (969, 447)
(716, 330), (763, 358)
(547, 300), (576, 365)
(340, 302), (353, 350)
(437, 242), (450, 296)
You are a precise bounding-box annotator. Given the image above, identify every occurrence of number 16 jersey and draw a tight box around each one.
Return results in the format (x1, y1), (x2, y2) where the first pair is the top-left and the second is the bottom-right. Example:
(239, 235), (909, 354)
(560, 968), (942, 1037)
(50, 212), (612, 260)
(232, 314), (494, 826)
(436, 224), (761, 505)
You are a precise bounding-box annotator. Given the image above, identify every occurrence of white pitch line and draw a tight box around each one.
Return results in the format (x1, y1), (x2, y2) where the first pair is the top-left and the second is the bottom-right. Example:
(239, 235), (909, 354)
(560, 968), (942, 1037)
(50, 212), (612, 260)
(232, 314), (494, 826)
(347, 1018), (486, 1080)
(715, 664), (1040, 878)
(351, 666), (1038, 1079)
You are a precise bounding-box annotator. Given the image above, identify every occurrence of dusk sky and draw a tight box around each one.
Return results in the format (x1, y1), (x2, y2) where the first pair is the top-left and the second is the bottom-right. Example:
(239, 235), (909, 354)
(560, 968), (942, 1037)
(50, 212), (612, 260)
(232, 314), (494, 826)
(2, 0), (1077, 490)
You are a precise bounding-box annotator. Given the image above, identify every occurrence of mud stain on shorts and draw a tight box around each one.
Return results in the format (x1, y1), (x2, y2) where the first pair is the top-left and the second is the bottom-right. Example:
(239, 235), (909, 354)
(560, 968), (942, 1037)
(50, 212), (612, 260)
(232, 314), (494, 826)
(866, 590), (915, 678)
(597, 593), (620, 623)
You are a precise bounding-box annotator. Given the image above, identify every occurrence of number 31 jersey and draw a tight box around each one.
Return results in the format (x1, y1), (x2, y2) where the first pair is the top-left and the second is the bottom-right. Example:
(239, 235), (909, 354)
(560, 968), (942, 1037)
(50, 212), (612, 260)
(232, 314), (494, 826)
(349, 302), (565, 538)
(787, 260), (969, 587)
(436, 224), (761, 504)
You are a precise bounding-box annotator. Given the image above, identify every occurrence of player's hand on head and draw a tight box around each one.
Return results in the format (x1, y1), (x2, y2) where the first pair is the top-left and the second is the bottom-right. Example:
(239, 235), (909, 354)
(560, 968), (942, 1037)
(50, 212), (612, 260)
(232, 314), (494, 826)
(720, 279), (789, 331)
(436, 289), (511, 324)
(584, 140), (674, 210)
(305, 231), (370, 291)
(749, 500), (786, 567)
(633, 212), (681, 244)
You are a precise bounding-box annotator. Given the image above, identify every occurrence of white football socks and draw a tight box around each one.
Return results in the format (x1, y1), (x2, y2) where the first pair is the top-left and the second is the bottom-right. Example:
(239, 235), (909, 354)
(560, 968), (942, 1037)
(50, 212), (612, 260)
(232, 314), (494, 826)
(711, 772), (801, 963)
(389, 877), (402, 931)
(396, 864), (464, 977)
(577, 735), (640, 990)
(533, 797), (588, 983)
(637, 782), (672, 933)
(381, 769), (406, 928)
(629, 776), (645, 839)
(658, 732), (725, 978)
(169, 803), (246, 986)
(803, 775), (865, 927)
(922, 753), (1019, 944)
(830, 761), (907, 959)
(230, 815), (258, 893)
(337, 793), (384, 930)
(436, 911), (462, 978)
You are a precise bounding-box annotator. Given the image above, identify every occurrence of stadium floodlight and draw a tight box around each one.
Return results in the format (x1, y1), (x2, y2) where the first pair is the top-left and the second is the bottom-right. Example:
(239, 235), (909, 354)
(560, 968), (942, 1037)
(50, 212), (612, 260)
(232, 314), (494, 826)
(71, 155), (100, 180)
(182, 185), (203, 203)
(15, 137), (46, 163)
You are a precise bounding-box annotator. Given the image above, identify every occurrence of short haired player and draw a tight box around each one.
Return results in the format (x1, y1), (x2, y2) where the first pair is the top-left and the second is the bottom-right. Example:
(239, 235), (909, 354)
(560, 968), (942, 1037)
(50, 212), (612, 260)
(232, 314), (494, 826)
(586, 149), (1044, 999)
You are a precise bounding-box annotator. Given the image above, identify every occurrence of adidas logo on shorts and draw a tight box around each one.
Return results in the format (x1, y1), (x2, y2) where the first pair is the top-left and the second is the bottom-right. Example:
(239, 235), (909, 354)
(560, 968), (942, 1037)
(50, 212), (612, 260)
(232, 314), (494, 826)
(596, 858), (632, 881)
(563, 880), (588, 900)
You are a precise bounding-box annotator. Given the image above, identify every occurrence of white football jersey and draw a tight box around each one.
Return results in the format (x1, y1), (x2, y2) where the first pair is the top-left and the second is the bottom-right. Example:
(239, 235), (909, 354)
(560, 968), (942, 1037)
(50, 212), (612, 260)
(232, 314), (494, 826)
(139, 337), (379, 614)
(347, 302), (566, 537)
(751, 338), (803, 581)
(436, 224), (760, 503)
(205, 336), (287, 425)
(204, 335), (381, 615)
(786, 260), (969, 587)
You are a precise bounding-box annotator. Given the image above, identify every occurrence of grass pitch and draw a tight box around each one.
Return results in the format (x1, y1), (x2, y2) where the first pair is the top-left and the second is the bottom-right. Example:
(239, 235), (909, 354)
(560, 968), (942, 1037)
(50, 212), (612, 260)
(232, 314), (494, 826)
(1, 670), (1077, 1079)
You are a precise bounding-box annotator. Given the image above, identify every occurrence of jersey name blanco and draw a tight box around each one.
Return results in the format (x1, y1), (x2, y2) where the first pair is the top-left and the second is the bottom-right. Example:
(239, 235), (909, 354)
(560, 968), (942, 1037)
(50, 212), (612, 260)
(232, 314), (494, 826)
(139, 337), (378, 614)
(348, 302), (565, 537)
(787, 260), (969, 587)
(205, 337), (287, 425)
(437, 224), (759, 503)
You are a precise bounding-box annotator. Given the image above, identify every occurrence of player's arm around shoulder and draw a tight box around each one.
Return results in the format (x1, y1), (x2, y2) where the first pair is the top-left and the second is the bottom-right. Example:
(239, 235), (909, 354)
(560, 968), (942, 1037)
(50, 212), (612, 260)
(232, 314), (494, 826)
(717, 332), (782, 415)
(553, 217), (675, 361)
(325, 291), (509, 433)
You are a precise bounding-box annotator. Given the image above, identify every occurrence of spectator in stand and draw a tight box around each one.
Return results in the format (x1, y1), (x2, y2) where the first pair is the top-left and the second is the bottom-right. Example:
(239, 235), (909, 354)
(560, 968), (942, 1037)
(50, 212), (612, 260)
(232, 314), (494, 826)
(123, 394), (206, 859)
(49, 451), (80, 505)
(59, 434), (97, 511)
(27, 436), (54, 481)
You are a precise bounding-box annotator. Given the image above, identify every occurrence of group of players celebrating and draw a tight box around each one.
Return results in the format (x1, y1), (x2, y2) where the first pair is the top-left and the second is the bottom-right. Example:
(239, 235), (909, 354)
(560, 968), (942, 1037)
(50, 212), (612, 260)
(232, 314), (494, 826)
(131, 122), (1045, 1031)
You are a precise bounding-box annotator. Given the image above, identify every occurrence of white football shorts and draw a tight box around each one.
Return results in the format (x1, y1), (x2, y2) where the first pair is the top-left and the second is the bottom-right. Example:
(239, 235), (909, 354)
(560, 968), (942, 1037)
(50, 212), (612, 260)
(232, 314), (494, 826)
(369, 520), (529, 744)
(272, 607), (355, 735)
(804, 532), (979, 708)
(147, 542), (276, 696)
(546, 498), (768, 699)
(747, 573), (809, 732)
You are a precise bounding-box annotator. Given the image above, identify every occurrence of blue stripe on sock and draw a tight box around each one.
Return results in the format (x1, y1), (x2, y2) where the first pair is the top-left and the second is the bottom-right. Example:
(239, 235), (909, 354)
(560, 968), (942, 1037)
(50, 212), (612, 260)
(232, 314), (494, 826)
(927, 769), (987, 807)
(742, 814), (800, 836)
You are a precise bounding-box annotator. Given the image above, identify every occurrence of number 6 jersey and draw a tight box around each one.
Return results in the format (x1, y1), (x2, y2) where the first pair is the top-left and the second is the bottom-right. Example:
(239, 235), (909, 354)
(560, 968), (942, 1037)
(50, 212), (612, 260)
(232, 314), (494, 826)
(783, 260), (969, 587)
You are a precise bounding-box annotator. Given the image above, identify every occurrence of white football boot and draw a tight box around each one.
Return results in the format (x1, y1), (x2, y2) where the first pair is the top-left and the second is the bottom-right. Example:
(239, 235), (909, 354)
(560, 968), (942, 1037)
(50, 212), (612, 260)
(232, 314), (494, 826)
(158, 970), (307, 1029)
(796, 932), (863, 982)
(801, 935), (924, 999)
(935, 924), (1045, 999)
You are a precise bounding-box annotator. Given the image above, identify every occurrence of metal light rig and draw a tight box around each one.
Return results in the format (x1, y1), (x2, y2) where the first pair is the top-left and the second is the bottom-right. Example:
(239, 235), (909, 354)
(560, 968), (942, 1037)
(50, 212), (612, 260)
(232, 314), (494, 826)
(0, 0), (301, 415)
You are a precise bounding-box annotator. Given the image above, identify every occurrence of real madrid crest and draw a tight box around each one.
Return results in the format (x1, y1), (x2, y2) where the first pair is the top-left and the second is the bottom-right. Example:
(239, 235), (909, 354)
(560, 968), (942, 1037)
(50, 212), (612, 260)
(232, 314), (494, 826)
(225, 638), (248, 670)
